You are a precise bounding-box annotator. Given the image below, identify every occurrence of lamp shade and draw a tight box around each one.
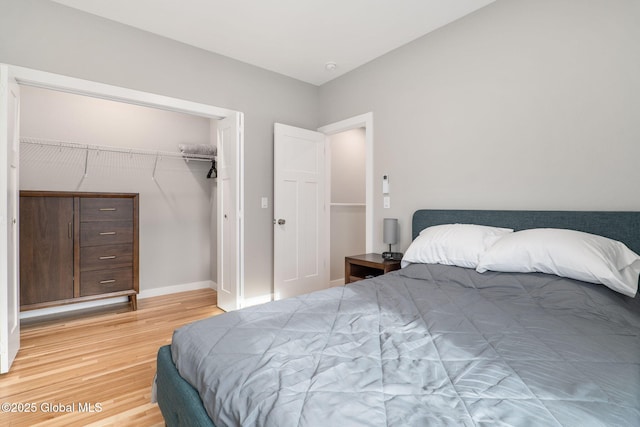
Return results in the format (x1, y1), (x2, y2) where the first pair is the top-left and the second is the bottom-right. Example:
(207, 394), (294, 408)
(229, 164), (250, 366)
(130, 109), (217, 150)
(383, 218), (398, 245)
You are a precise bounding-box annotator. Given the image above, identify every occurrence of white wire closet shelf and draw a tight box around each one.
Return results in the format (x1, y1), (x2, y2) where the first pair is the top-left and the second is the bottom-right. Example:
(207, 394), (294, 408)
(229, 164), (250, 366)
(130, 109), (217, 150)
(20, 136), (216, 180)
(20, 136), (216, 161)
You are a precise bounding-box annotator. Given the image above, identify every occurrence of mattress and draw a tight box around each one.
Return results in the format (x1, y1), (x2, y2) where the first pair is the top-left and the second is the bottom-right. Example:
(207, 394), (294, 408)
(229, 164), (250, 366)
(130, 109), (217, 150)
(171, 263), (640, 426)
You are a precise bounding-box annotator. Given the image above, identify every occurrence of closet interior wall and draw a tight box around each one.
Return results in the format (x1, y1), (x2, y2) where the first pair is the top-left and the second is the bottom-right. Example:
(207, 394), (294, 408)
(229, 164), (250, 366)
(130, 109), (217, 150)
(19, 85), (216, 296)
(329, 128), (366, 283)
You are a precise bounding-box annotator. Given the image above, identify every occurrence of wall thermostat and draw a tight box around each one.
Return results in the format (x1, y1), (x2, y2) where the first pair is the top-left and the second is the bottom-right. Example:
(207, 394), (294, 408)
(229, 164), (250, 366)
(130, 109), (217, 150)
(382, 174), (389, 194)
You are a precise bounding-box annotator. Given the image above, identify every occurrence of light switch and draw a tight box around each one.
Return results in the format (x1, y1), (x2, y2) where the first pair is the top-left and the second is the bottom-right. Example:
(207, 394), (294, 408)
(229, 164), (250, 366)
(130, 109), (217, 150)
(383, 196), (390, 209)
(261, 197), (268, 208)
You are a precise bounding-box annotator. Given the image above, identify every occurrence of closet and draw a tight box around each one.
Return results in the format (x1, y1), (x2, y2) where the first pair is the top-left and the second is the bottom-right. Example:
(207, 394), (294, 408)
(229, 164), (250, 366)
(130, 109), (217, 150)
(19, 85), (217, 313)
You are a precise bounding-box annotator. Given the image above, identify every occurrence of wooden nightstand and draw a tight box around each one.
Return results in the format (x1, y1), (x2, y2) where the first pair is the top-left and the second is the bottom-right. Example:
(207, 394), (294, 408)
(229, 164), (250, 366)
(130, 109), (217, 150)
(344, 253), (402, 284)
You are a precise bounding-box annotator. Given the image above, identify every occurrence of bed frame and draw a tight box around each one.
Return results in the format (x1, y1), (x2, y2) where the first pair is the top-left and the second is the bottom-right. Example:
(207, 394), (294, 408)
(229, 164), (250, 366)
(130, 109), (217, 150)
(156, 345), (216, 427)
(156, 209), (640, 427)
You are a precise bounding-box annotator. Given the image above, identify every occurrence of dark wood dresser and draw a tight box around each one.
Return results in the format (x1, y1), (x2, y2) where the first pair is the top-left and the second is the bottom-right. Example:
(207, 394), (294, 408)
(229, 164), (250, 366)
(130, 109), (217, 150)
(20, 191), (139, 311)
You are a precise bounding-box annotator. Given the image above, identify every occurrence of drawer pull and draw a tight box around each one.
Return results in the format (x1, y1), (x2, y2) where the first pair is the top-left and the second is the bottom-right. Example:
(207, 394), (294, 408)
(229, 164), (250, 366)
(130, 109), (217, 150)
(99, 256), (117, 260)
(99, 231), (117, 235)
(100, 279), (116, 284)
(99, 208), (117, 211)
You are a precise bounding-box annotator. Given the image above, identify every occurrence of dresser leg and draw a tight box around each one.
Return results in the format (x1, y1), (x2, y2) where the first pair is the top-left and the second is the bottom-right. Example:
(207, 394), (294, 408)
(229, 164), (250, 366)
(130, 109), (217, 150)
(129, 294), (138, 311)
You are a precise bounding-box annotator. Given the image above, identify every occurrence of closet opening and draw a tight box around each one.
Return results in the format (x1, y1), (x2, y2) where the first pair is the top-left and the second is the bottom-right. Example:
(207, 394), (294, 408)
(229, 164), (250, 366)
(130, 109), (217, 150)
(18, 86), (218, 318)
(328, 128), (366, 286)
(318, 112), (374, 287)
(5, 66), (243, 320)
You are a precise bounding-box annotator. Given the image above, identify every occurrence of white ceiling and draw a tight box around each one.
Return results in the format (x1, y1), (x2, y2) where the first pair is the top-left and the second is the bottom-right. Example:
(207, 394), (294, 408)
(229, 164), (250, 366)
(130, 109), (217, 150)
(51, 0), (495, 86)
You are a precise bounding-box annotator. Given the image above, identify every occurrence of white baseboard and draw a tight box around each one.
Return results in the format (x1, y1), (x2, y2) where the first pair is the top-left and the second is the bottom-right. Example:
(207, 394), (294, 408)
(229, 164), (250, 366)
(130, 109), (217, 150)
(138, 280), (215, 299)
(329, 278), (345, 287)
(20, 297), (129, 319)
(20, 280), (217, 319)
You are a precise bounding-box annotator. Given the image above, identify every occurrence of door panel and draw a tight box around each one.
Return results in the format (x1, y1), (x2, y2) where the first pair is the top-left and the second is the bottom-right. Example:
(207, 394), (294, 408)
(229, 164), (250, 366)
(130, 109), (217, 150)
(300, 180), (319, 277)
(216, 112), (244, 311)
(280, 179), (298, 281)
(0, 66), (20, 373)
(20, 197), (74, 305)
(274, 123), (326, 300)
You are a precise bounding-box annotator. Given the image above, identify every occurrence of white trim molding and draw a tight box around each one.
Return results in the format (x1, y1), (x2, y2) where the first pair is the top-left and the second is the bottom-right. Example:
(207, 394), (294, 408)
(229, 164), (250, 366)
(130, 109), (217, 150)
(8, 65), (233, 119)
(138, 280), (215, 299)
(318, 112), (374, 253)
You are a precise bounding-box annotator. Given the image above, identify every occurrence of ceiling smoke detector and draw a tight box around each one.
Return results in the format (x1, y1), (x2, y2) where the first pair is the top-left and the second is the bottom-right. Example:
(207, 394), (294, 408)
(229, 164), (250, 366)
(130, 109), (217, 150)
(325, 62), (337, 71)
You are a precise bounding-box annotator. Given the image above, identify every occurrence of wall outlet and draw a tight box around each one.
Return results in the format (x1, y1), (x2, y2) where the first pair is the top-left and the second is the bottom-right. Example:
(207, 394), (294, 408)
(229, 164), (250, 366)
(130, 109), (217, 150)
(383, 196), (390, 209)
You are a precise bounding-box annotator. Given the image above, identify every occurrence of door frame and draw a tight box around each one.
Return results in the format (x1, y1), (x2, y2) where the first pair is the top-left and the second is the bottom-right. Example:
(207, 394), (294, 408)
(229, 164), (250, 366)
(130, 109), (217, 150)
(0, 64), (245, 313)
(10, 66), (232, 119)
(318, 113), (373, 282)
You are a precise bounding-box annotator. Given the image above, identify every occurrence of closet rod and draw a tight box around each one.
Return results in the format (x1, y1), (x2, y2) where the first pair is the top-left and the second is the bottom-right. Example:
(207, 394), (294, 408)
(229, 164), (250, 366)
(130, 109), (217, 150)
(20, 136), (216, 162)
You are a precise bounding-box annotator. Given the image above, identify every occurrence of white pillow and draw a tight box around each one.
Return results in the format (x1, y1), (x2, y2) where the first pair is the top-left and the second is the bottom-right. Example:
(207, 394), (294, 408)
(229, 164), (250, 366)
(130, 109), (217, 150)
(476, 228), (640, 297)
(401, 224), (513, 269)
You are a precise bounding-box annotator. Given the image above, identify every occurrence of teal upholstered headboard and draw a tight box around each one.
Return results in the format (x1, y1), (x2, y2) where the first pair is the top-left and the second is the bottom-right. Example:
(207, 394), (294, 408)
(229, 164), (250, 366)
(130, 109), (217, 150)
(412, 210), (640, 255)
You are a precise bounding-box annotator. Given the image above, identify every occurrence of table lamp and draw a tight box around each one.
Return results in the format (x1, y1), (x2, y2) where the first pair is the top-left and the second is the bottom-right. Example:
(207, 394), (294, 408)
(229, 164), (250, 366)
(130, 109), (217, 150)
(382, 218), (402, 260)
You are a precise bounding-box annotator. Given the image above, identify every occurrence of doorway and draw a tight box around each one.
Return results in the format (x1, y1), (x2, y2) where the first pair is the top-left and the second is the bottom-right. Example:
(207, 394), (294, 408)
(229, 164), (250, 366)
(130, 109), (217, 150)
(319, 112), (374, 285)
(328, 128), (366, 286)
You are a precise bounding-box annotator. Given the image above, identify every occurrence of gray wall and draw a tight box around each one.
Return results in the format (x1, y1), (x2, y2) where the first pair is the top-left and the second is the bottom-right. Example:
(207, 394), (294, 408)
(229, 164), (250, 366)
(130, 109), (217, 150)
(319, 0), (640, 252)
(0, 0), (319, 301)
(20, 86), (214, 292)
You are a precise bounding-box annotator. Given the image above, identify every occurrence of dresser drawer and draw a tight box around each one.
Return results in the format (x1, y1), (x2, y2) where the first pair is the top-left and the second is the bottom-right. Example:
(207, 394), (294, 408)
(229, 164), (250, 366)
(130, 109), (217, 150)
(80, 268), (133, 296)
(80, 244), (133, 272)
(80, 198), (134, 222)
(80, 221), (133, 246)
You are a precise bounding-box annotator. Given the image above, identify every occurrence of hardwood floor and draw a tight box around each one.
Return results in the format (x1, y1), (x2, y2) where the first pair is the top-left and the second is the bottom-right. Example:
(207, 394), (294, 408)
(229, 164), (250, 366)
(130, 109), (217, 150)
(0, 288), (223, 426)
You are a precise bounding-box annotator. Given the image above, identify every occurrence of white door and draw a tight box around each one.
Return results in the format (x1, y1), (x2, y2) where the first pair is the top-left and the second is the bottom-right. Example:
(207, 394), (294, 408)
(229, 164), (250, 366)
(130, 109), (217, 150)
(216, 112), (244, 311)
(0, 65), (20, 374)
(274, 123), (326, 299)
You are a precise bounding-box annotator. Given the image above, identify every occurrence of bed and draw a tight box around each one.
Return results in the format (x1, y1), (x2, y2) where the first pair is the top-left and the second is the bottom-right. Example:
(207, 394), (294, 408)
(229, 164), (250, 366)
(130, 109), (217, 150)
(155, 209), (640, 426)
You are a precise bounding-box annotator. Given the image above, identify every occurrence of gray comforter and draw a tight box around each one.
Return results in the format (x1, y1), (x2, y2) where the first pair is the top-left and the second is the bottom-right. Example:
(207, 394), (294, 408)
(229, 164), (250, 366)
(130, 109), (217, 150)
(171, 263), (640, 426)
